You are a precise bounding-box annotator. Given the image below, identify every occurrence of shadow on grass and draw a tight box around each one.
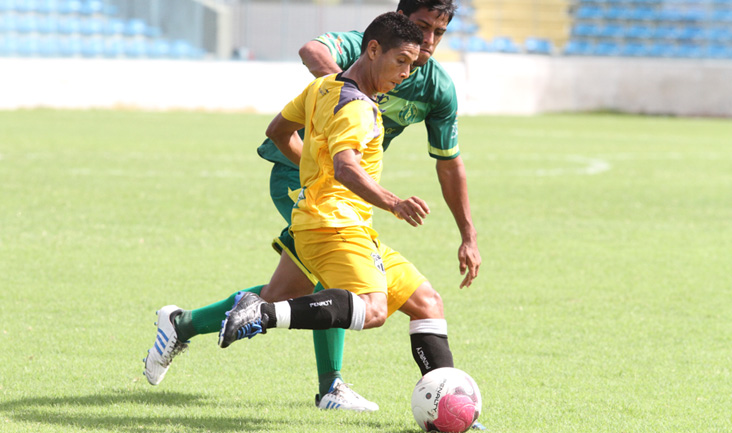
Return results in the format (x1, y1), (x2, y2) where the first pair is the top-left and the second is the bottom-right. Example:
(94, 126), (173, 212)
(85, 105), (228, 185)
(0, 389), (418, 432)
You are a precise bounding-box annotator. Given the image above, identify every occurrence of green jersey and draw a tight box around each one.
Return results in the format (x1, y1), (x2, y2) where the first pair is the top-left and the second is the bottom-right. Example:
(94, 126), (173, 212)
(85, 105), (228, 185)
(257, 30), (460, 168)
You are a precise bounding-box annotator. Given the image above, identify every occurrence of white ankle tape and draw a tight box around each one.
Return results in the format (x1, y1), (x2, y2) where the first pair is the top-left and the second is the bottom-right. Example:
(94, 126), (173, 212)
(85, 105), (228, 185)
(348, 293), (365, 331)
(273, 301), (291, 329)
(409, 318), (447, 336)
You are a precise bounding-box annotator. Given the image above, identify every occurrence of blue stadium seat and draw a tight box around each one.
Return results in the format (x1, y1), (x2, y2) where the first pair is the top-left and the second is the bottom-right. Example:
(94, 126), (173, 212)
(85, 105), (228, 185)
(676, 26), (702, 41)
(465, 35), (490, 52)
(13, 0), (39, 14)
(593, 41), (620, 56)
(448, 37), (464, 51)
(103, 38), (124, 57)
(80, 0), (103, 15)
(19, 37), (47, 56)
(624, 25), (653, 39)
(170, 39), (202, 59)
(36, 0), (62, 14)
(59, 0), (82, 14)
(706, 27), (732, 43)
(620, 42), (647, 57)
(564, 40), (592, 56)
(0, 14), (16, 33)
(123, 39), (147, 57)
(58, 37), (82, 56)
(651, 26), (676, 40)
(490, 36), (520, 53)
(37, 37), (60, 56)
(447, 17), (463, 33)
(16, 16), (39, 34)
(37, 16), (60, 34)
(706, 44), (732, 59)
(0, 0), (12, 13)
(103, 19), (125, 36)
(628, 8), (655, 21)
(58, 17), (82, 34)
(572, 22), (599, 37)
(673, 44), (703, 58)
(0, 36), (20, 56)
(646, 42), (674, 57)
(598, 24), (623, 38)
(605, 8), (630, 21)
(80, 38), (103, 57)
(79, 18), (104, 35)
(524, 37), (552, 55)
(576, 7), (603, 20)
(148, 39), (171, 58)
(124, 19), (146, 37)
(711, 10), (732, 22)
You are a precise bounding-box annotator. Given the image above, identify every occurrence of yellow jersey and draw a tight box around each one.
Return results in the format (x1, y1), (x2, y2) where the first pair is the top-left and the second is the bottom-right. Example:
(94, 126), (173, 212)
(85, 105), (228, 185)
(281, 73), (384, 232)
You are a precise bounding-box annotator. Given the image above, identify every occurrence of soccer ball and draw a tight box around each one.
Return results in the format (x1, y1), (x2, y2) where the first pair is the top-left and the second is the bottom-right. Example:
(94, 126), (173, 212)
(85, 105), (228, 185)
(411, 367), (482, 433)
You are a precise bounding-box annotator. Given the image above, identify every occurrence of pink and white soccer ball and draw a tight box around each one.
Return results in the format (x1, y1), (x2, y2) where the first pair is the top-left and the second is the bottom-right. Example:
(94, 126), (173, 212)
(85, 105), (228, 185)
(411, 367), (482, 433)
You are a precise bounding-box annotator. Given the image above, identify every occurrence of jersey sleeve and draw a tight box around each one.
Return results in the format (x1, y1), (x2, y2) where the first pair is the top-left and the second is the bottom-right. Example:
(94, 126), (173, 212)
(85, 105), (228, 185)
(425, 79), (460, 160)
(312, 31), (363, 71)
(326, 99), (379, 158)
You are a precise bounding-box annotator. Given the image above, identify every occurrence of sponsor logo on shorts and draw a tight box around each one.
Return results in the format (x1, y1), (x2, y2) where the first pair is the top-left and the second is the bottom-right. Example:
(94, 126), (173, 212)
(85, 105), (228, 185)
(371, 252), (385, 274)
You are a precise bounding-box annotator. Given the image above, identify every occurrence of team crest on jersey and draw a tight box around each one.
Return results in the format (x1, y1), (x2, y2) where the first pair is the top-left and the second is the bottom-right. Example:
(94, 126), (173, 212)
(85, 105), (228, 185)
(376, 94), (390, 105)
(371, 252), (386, 275)
(398, 103), (418, 124)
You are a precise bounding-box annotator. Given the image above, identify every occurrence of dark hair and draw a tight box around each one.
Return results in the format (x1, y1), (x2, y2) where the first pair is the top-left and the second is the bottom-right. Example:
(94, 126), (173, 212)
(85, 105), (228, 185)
(397, 0), (457, 23)
(360, 12), (424, 55)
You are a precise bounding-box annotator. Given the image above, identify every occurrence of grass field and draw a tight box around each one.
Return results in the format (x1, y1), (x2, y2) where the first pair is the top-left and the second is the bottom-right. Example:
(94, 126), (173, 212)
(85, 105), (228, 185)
(1, 110), (731, 433)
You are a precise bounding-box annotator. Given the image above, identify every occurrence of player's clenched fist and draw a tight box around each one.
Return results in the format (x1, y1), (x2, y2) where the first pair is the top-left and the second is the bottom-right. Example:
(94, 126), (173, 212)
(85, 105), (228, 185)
(392, 196), (430, 227)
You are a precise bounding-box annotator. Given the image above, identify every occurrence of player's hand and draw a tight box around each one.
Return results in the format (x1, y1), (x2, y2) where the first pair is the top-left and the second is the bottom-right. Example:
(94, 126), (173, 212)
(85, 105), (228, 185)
(392, 196), (430, 227)
(458, 239), (481, 288)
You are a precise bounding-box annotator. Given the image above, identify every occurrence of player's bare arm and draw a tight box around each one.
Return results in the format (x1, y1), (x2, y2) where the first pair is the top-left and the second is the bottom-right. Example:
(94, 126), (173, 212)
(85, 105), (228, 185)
(266, 113), (305, 166)
(332, 148), (430, 227)
(299, 41), (343, 78)
(436, 156), (481, 288)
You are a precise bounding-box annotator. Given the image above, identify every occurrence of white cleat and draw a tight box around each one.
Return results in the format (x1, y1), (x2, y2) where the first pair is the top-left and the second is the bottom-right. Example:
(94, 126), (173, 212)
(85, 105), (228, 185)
(143, 305), (188, 385)
(315, 378), (379, 412)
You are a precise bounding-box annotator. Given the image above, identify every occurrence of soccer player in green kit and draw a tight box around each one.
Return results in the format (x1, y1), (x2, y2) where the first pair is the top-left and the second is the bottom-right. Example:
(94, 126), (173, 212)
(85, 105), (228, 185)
(144, 0), (482, 421)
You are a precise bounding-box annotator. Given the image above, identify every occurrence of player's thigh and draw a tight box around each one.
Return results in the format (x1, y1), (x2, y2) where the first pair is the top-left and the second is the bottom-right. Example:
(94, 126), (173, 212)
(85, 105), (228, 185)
(397, 281), (444, 320)
(260, 252), (315, 302)
(271, 226), (318, 286)
(294, 227), (388, 296)
(378, 242), (429, 317)
(269, 162), (301, 224)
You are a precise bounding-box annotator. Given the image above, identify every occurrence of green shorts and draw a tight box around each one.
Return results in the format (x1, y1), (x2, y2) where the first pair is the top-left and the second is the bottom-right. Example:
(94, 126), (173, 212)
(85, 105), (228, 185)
(267, 161), (317, 285)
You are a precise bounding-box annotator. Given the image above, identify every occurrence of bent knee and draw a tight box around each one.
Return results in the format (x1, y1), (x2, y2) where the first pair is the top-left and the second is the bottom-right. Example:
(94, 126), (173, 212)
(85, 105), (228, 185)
(362, 295), (388, 329)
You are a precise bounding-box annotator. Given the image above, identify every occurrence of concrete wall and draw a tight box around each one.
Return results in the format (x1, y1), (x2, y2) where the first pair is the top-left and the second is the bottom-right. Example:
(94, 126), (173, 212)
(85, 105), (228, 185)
(1, 55), (731, 117)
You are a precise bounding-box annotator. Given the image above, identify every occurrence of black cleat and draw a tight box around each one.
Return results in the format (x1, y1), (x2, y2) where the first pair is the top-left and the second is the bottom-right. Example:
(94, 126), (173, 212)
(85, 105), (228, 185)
(218, 291), (268, 348)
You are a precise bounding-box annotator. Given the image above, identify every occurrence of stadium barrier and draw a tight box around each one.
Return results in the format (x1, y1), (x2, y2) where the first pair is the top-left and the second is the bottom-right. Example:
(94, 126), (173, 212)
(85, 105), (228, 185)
(1, 55), (731, 117)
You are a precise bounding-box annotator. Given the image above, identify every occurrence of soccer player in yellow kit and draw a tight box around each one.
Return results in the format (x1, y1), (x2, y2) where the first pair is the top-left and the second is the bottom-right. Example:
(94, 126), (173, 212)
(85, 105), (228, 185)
(219, 13), (461, 400)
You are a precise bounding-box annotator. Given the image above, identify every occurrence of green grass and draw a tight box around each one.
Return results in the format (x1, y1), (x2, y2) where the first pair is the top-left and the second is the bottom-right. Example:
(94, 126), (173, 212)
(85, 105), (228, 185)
(1, 110), (731, 432)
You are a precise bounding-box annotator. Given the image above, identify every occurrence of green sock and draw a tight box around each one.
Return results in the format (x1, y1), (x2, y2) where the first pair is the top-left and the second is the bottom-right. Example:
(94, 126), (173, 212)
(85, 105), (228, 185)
(312, 282), (345, 396)
(174, 285), (265, 341)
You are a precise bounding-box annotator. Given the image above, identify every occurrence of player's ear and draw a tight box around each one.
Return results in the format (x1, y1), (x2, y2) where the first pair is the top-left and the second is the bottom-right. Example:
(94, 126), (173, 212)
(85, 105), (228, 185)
(366, 39), (380, 60)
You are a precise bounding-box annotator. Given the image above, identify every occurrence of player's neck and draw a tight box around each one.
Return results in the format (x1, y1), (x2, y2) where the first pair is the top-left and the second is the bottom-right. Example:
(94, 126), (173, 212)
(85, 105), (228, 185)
(342, 60), (377, 99)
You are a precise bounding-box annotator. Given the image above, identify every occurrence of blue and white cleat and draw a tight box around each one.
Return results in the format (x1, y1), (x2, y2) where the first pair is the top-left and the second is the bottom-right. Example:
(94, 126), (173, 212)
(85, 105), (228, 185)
(218, 291), (267, 348)
(143, 305), (188, 385)
(315, 378), (379, 412)
(471, 421), (488, 430)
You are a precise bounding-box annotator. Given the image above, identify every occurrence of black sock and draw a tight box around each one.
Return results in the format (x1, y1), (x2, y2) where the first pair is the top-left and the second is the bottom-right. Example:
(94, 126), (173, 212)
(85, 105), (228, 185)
(287, 289), (356, 330)
(410, 333), (454, 376)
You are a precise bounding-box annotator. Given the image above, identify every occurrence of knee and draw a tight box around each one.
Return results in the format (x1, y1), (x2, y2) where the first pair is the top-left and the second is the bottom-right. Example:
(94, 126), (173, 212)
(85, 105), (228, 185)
(362, 296), (388, 329)
(401, 283), (445, 320)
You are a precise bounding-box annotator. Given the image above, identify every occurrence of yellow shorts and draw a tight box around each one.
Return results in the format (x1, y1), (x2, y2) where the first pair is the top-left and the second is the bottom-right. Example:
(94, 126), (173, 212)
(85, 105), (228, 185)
(293, 226), (427, 317)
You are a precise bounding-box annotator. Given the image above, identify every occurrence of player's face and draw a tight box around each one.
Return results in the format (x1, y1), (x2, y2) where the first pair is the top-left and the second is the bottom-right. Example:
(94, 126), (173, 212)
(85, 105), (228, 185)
(374, 42), (420, 93)
(405, 8), (450, 67)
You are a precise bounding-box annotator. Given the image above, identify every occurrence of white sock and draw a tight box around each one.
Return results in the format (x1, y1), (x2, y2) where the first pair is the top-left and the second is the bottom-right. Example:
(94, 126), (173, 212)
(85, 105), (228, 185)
(273, 301), (291, 329)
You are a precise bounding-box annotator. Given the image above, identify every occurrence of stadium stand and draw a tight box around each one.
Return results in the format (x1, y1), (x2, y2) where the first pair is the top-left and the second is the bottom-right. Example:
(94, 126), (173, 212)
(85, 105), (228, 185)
(0, 0), (203, 59)
(566, 0), (732, 58)
(445, 0), (732, 59)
